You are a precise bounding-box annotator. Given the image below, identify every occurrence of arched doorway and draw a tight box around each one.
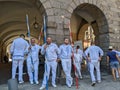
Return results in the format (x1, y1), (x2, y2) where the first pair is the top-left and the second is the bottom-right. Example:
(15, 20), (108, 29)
(70, 3), (109, 51)
(0, 0), (46, 62)
(0, 0), (46, 84)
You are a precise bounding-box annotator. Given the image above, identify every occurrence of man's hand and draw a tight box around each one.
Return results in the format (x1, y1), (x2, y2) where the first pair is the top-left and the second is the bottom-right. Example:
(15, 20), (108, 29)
(56, 59), (61, 62)
(87, 57), (91, 62)
(98, 57), (102, 61)
(28, 46), (31, 50)
(44, 45), (48, 49)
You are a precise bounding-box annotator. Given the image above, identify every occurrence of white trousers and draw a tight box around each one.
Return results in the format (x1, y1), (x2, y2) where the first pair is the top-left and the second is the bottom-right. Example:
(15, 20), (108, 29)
(42, 60), (57, 86)
(27, 60), (39, 82)
(89, 61), (101, 82)
(12, 60), (24, 81)
(61, 59), (73, 86)
(74, 61), (82, 77)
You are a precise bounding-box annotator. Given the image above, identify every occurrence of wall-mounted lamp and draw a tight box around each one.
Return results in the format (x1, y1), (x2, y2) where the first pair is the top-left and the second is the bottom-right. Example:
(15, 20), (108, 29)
(33, 16), (39, 29)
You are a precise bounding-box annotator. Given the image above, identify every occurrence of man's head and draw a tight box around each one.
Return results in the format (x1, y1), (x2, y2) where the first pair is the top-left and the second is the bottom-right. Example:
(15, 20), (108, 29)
(64, 38), (69, 45)
(76, 45), (80, 49)
(31, 38), (36, 45)
(46, 37), (52, 45)
(20, 34), (25, 39)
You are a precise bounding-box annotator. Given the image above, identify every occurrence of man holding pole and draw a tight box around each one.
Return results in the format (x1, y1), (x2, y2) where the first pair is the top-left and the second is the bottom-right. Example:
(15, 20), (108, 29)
(39, 37), (59, 90)
(27, 38), (41, 84)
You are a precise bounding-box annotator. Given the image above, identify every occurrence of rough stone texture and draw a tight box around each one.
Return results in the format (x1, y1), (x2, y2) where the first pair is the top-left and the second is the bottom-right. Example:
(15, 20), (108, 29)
(40, 0), (120, 64)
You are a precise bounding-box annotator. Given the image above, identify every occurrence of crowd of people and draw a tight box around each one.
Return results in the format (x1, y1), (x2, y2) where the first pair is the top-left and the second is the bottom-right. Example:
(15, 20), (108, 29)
(10, 34), (120, 90)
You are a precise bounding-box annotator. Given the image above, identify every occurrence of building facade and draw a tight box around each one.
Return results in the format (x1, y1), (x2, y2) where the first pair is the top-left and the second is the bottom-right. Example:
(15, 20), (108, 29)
(0, 0), (120, 64)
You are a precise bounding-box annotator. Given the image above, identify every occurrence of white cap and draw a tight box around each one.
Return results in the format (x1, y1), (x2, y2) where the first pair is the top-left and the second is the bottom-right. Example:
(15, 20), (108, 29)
(108, 46), (113, 49)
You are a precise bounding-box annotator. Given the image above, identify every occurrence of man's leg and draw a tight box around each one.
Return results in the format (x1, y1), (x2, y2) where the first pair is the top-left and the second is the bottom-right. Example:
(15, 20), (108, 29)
(116, 70), (119, 78)
(94, 61), (101, 82)
(27, 60), (33, 84)
(66, 60), (73, 87)
(51, 61), (57, 86)
(12, 60), (18, 79)
(89, 62), (96, 85)
(18, 60), (24, 83)
(61, 60), (69, 86)
(78, 62), (82, 78)
(34, 61), (39, 84)
(41, 62), (50, 86)
(111, 68), (116, 81)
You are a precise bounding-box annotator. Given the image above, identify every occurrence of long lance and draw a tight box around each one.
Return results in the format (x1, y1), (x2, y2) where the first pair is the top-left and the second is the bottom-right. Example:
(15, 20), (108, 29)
(43, 15), (48, 90)
(68, 22), (79, 89)
(26, 14), (31, 43)
(26, 14), (34, 73)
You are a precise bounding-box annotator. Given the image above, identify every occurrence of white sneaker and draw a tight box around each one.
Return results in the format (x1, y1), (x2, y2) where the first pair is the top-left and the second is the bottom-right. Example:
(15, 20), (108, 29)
(30, 81), (34, 84)
(39, 85), (46, 90)
(97, 80), (101, 83)
(35, 81), (39, 84)
(19, 80), (24, 84)
(68, 85), (71, 88)
(80, 76), (83, 79)
(52, 84), (57, 87)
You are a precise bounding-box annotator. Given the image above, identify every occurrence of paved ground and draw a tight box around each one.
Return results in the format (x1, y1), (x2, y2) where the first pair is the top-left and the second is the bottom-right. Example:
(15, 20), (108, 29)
(1, 63), (120, 90)
(1, 74), (120, 90)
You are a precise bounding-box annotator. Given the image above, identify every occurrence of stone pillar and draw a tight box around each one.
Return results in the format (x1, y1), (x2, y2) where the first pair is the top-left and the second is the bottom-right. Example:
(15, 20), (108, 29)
(47, 21), (70, 45)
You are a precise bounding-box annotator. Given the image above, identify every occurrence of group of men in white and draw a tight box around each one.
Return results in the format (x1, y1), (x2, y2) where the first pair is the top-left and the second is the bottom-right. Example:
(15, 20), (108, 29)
(10, 34), (120, 90)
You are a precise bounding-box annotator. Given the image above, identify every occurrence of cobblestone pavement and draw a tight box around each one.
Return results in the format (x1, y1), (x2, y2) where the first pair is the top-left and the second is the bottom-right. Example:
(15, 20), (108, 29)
(1, 74), (120, 90)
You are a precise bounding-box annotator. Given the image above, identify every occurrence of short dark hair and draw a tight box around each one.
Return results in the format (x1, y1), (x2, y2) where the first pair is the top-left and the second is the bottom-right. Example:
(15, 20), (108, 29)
(76, 45), (80, 49)
(64, 37), (69, 41)
(20, 34), (25, 38)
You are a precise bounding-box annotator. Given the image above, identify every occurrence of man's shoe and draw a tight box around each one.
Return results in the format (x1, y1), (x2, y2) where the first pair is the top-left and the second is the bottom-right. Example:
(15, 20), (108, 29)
(30, 81), (34, 84)
(35, 81), (39, 84)
(52, 84), (57, 87)
(91, 82), (96, 86)
(97, 80), (101, 83)
(39, 85), (46, 90)
(19, 80), (24, 84)
(67, 85), (71, 88)
(80, 76), (83, 80)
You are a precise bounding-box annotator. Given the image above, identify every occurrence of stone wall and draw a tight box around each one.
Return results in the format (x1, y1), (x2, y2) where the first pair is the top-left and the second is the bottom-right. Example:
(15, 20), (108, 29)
(39, 0), (120, 67)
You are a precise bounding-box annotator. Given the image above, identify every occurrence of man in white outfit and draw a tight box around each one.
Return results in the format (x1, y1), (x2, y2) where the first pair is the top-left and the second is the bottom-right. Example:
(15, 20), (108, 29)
(73, 45), (83, 79)
(59, 38), (73, 88)
(39, 37), (59, 90)
(85, 41), (103, 86)
(10, 34), (29, 84)
(27, 38), (41, 84)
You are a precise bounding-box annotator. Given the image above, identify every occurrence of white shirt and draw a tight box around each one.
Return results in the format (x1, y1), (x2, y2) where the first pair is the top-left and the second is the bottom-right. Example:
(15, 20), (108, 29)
(85, 45), (104, 61)
(10, 37), (29, 60)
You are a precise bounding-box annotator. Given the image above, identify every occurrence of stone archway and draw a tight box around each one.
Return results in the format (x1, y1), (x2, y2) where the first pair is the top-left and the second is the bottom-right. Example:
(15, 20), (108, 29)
(70, 3), (109, 51)
(0, 0), (46, 62)
(39, 0), (120, 67)
(40, 0), (120, 50)
(0, 0), (47, 84)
